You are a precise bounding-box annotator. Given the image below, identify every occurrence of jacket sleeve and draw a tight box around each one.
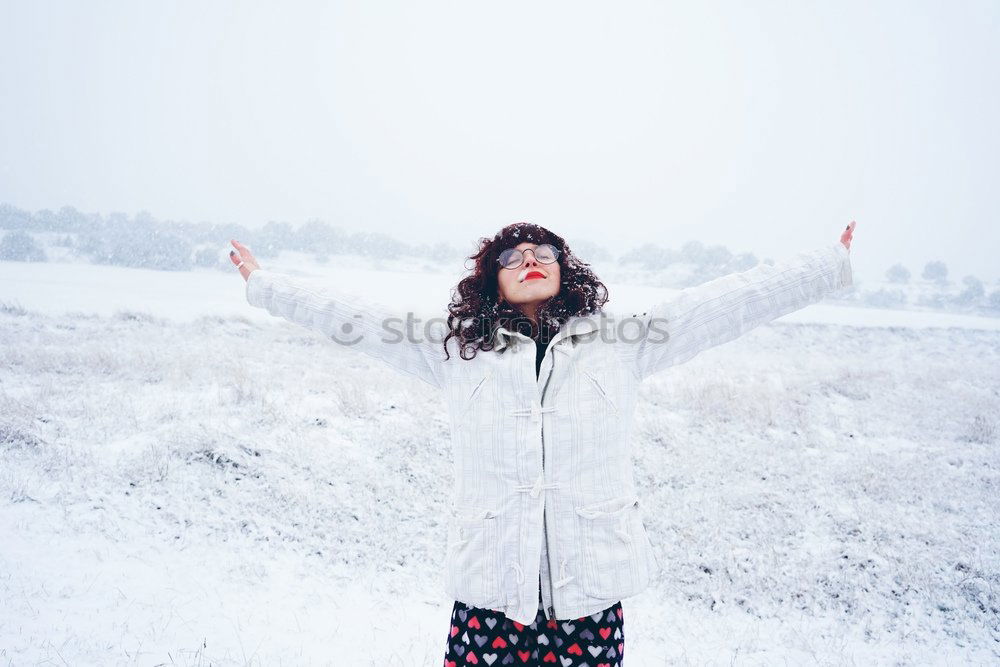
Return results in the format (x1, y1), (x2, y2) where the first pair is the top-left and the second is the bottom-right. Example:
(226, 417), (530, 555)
(245, 269), (447, 390)
(623, 241), (853, 381)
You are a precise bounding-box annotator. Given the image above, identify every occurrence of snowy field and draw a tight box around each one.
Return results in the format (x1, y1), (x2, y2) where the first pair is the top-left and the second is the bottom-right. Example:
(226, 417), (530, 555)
(1, 259), (999, 665)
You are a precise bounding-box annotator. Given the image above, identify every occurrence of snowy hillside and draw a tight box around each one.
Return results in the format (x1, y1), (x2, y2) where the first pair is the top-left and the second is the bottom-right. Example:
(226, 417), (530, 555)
(1, 260), (999, 665)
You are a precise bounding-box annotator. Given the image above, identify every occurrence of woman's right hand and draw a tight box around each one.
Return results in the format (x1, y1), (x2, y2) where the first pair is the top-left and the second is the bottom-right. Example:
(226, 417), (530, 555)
(229, 239), (261, 281)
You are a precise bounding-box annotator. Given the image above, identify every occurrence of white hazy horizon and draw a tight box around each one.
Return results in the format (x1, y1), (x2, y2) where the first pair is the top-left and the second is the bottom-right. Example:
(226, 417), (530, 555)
(1, 1), (998, 280)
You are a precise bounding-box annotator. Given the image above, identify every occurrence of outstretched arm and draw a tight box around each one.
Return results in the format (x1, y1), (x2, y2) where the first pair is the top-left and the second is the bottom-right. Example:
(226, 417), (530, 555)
(621, 223), (856, 382)
(231, 240), (446, 390)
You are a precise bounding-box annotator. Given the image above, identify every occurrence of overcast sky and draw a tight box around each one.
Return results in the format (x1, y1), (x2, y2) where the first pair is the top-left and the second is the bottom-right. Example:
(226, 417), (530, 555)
(1, 1), (997, 280)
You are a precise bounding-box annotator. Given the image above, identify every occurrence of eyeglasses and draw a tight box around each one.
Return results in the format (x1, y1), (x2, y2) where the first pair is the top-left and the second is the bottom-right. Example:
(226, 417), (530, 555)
(497, 244), (561, 270)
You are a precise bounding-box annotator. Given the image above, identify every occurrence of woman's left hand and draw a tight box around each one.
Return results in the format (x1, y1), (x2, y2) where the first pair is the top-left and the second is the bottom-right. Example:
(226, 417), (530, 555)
(840, 220), (856, 251)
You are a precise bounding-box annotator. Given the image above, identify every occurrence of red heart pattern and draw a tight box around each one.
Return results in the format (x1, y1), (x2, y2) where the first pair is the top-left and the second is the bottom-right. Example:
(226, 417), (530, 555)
(442, 588), (624, 666)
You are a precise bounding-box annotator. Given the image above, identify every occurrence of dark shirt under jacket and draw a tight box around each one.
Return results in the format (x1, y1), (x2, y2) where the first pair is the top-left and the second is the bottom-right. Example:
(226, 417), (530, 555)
(534, 337), (547, 379)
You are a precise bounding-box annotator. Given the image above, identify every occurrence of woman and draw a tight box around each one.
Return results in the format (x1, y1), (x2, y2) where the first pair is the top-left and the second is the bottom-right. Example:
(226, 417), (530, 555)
(230, 220), (856, 666)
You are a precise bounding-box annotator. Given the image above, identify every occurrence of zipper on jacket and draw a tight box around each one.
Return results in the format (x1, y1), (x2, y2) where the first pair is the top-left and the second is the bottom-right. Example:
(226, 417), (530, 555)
(539, 340), (557, 620)
(540, 417), (556, 620)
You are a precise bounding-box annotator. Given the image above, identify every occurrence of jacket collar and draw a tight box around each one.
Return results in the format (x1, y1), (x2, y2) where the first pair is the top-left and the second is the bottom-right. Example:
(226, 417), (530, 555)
(491, 313), (601, 352)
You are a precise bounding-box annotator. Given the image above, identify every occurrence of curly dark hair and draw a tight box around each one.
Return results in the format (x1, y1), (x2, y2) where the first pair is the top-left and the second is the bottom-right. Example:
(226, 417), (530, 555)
(442, 222), (609, 361)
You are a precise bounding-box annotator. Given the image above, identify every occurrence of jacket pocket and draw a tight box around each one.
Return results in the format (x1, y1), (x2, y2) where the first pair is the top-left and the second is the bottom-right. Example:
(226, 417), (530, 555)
(575, 495), (654, 599)
(458, 371), (494, 417)
(444, 506), (502, 608)
(582, 369), (619, 415)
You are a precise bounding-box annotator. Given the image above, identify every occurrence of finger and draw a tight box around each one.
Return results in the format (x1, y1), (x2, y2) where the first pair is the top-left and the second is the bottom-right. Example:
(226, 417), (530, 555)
(235, 241), (255, 262)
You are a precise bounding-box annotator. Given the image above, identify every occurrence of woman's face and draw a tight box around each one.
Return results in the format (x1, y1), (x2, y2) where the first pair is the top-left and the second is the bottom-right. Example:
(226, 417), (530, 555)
(496, 241), (561, 315)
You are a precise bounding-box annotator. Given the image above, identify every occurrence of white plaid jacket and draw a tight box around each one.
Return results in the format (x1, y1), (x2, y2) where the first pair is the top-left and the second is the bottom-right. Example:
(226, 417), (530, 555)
(245, 241), (853, 625)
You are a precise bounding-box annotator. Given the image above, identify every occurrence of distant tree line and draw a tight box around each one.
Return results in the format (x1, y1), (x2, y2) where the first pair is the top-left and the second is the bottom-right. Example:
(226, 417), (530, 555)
(879, 260), (998, 309)
(0, 203), (464, 271)
(619, 239), (759, 287)
(3, 202), (998, 314)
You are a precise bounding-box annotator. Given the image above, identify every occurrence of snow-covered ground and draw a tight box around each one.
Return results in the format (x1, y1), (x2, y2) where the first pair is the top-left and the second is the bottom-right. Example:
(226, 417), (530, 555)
(1, 258), (998, 665)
